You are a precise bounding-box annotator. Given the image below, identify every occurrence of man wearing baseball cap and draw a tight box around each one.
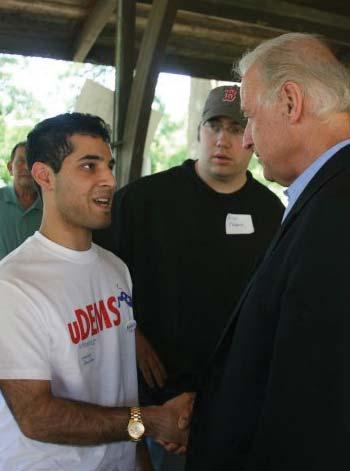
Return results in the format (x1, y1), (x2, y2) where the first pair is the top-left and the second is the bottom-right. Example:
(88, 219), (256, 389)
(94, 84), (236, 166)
(94, 85), (284, 470)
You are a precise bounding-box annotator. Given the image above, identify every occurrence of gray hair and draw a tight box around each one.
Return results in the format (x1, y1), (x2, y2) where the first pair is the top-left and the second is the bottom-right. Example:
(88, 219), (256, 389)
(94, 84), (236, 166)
(235, 33), (350, 117)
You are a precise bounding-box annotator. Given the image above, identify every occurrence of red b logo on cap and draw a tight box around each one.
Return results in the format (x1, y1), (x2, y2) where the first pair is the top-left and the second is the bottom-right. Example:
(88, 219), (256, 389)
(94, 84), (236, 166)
(223, 87), (237, 102)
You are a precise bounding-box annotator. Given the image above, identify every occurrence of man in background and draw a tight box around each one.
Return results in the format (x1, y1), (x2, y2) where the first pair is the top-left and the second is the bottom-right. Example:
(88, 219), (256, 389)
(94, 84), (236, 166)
(186, 33), (350, 471)
(0, 141), (42, 259)
(94, 86), (284, 470)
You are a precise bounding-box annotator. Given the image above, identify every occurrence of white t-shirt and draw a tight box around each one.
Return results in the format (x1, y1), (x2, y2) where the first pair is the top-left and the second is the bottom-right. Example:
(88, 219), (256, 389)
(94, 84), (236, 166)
(0, 232), (138, 471)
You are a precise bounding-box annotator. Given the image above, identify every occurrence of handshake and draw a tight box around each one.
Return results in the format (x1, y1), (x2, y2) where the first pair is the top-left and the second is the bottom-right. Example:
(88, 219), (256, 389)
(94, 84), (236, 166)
(142, 392), (195, 454)
(135, 329), (195, 453)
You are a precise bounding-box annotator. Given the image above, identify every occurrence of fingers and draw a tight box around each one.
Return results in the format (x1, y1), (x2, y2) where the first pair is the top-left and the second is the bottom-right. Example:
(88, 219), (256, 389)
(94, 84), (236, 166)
(139, 361), (155, 389)
(151, 352), (167, 382)
(139, 353), (167, 388)
(174, 445), (187, 455)
(178, 413), (190, 430)
(165, 443), (186, 455)
(177, 393), (195, 430)
(149, 354), (167, 388)
(156, 440), (187, 455)
(136, 329), (167, 389)
(146, 393), (196, 457)
(163, 392), (195, 431)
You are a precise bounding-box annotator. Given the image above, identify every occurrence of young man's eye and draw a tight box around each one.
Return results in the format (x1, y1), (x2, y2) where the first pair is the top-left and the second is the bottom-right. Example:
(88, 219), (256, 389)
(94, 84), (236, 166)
(82, 163), (94, 170)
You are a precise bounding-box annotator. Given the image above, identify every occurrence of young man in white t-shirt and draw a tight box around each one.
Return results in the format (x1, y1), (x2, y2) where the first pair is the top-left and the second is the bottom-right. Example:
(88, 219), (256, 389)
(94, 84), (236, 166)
(0, 113), (191, 471)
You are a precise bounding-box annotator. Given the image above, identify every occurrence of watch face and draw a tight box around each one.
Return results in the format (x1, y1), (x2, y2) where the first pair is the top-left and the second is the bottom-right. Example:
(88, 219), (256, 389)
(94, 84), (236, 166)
(128, 421), (145, 439)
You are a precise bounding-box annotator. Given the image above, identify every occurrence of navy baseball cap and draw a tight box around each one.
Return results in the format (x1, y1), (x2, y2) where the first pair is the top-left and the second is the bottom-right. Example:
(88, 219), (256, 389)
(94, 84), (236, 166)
(201, 85), (244, 126)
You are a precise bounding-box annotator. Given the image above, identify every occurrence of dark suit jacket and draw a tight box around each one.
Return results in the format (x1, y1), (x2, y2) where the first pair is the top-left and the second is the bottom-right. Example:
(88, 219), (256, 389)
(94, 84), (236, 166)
(186, 144), (350, 471)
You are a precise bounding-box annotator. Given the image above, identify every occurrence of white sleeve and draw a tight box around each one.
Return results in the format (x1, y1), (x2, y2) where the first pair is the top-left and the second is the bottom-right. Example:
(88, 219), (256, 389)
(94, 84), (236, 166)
(0, 282), (51, 380)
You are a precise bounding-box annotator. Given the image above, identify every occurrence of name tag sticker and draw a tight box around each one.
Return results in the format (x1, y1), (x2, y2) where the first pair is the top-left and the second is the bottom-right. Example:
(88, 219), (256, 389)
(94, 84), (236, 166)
(226, 214), (254, 235)
(126, 319), (137, 333)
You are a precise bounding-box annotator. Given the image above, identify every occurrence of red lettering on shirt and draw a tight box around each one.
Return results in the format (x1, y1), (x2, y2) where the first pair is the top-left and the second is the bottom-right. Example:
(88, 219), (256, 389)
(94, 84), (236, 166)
(94, 300), (113, 330)
(67, 294), (127, 344)
(107, 296), (121, 326)
(76, 309), (90, 340)
(87, 304), (99, 336)
(68, 321), (80, 344)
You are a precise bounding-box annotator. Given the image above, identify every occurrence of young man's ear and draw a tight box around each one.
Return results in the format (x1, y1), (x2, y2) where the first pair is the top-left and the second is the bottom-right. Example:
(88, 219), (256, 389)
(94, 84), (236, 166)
(31, 162), (54, 192)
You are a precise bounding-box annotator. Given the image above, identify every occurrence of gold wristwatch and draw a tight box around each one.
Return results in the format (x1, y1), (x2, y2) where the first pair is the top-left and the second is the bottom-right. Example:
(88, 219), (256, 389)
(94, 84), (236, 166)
(127, 407), (145, 442)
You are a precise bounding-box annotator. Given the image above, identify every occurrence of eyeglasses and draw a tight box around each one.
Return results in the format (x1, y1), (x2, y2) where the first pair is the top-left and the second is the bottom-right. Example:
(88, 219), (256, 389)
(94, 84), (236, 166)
(203, 120), (244, 136)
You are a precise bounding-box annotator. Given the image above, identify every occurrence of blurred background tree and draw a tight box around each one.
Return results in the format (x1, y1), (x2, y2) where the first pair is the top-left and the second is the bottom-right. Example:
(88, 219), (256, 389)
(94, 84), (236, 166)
(0, 56), (113, 186)
(0, 56), (284, 203)
(248, 154), (285, 202)
(150, 97), (187, 173)
(0, 56), (45, 184)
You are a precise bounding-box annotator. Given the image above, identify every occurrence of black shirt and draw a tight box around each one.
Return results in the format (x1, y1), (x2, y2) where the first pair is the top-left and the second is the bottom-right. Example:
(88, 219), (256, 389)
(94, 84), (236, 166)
(94, 159), (284, 395)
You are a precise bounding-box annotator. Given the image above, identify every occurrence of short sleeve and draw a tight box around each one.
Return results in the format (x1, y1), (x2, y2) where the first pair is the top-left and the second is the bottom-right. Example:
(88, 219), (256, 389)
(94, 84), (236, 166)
(0, 281), (51, 380)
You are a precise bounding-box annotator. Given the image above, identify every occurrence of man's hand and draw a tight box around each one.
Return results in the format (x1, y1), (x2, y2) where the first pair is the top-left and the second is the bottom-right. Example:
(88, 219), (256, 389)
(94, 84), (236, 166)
(164, 392), (195, 430)
(143, 402), (188, 448)
(157, 392), (196, 454)
(136, 328), (167, 388)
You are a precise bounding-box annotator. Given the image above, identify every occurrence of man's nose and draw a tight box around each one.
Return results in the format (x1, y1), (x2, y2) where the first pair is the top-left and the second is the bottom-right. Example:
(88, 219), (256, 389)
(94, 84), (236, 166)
(242, 124), (254, 151)
(102, 168), (116, 190)
(18, 160), (29, 172)
(216, 128), (231, 146)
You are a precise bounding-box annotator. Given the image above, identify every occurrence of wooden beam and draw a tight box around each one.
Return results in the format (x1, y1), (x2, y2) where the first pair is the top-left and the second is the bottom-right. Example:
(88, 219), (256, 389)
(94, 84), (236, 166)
(0, 35), (71, 61)
(0, 0), (349, 82)
(113, 0), (136, 181)
(138, 0), (350, 46)
(72, 0), (116, 62)
(135, 8), (278, 48)
(118, 0), (181, 186)
(181, 0), (350, 31)
(181, 0), (350, 35)
(135, 2), (350, 52)
(0, 0), (84, 18)
(3, 0), (349, 38)
(161, 54), (235, 80)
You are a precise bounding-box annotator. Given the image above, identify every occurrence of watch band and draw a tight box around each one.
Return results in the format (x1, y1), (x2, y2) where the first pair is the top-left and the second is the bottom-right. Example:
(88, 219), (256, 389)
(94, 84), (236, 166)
(127, 406), (145, 442)
(130, 406), (142, 422)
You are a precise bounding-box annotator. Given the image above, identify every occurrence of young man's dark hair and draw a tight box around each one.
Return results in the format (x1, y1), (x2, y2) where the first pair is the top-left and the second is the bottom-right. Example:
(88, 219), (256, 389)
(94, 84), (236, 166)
(26, 112), (111, 173)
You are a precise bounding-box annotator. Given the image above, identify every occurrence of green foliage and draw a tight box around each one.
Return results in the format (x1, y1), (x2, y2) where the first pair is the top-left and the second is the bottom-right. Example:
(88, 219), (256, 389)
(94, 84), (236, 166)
(0, 55), (284, 206)
(0, 160), (10, 185)
(0, 56), (45, 185)
(149, 97), (187, 173)
(0, 55), (115, 186)
(55, 62), (114, 111)
(249, 153), (286, 202)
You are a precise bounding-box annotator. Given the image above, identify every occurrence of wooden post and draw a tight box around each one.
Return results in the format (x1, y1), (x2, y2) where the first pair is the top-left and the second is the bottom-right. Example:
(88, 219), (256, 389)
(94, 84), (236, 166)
(113, 0), (136, 183)
(118, 0), (181, 187)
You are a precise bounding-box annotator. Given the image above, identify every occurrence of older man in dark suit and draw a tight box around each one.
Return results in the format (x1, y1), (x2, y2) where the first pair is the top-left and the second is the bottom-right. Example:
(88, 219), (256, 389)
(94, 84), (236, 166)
(186, 32), (350, 471)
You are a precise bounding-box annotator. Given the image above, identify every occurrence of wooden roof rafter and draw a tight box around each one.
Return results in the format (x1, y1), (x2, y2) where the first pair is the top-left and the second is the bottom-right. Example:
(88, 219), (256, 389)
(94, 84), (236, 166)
(0, 0), (349, 185)
(72, 0), (117, 62)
